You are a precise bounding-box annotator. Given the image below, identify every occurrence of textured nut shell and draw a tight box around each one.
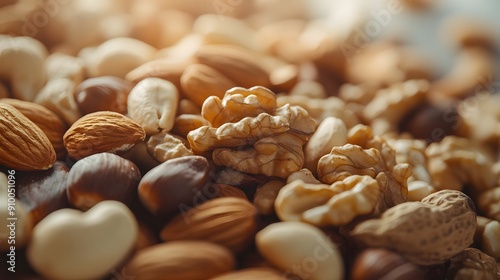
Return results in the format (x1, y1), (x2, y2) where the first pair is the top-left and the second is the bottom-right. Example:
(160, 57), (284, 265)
(0, 103), (56, 170)
(351, 190), (476, 265)
(446, 248), (499, 280)
(125, 241), (235, 280)
(27, 201), (138, 280)
(196, 45), (270, 88)
(63, 111), (146, 160)
(161, 197), (257, 253)
(147, 131), (193, 162)
(0, 98), (67, 158)
(209, 268), (285, 280)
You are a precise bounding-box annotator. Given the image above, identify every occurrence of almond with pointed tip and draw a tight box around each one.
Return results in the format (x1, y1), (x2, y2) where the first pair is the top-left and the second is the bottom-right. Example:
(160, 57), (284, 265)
(0, 103), (56, 170)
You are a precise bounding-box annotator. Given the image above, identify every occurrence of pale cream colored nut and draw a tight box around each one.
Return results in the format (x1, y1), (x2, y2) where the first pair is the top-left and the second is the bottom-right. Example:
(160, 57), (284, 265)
(269, 64), (299, 93)
(125, 241), (235, 280)
(0, 36), (47, 101)
(482, 220), (500, 259)
(277, 95), (359, 128)
(351, 190), (476, 265)
(86, 37), (157, 78)
(431, 48), (493, 99)
(275, 175), (379, 226)
(193, 14), (261, 52)
(256, 221), (344, 280)
(45, 52), (85, 85)
(27, 200), (138, 280)
(172, 114), (210, 138)
(458, 93), (500, 144)
(147, 130), (193, 162)
(254, 180), (285, 215)
(338, 83), (379, 106)
(35, 78), (80, 125)
(446, 248), (499, 280)
(426, 136), (498, 192)
(287, 168), (321, 184)
(256, 19), (307, 63)
(195, 45), (271, 88)
(407, 181), (436, 201)
(127, 77), (179, 134)
(364, 79), (429, 135)
(386, 138), (431, 183)
(155, 33), (203, 63)
(478, 187), (500, 221)
(180, 63), (237, 107)
(304, 117), (348, 174)
(0, 172), (33, 251)
(125, 58), (188, 91)
(318, 144), (410, 212)
(202, 86), (277, 128)
(289, 80), (327, 99)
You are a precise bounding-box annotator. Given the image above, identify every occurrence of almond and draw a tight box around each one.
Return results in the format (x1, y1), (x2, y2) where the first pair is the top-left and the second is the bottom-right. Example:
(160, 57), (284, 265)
(0, 98), (67, 158)
(161, 197), (257, 253)
(209, 268), (285, 280)
(180, 63), (237, 107)
(125, 241), (235, 280)
(63, 111), (146, 160)
(0, 103), (56, 170)
(213, 184), (248, 199)
(195, 45), (271, 88)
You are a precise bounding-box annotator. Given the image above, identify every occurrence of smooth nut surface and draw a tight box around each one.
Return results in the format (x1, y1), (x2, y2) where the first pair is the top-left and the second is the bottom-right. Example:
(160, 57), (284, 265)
(74, 76), (132, 115)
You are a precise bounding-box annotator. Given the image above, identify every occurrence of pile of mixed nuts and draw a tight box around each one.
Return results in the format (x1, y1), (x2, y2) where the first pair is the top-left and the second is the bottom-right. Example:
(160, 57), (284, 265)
(0, 0), (499, 279)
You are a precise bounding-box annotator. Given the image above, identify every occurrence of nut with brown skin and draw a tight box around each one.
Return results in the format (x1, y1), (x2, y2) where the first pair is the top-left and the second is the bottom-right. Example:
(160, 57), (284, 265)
(351, 248), (424, 280)
(209, 267), (286, 280)
(66, 153), (141, 211)
(138, 155), (211, 217)
(445, 248), (499, 280)
(161, 197), (258, 253)
(74, 76), (132, 115)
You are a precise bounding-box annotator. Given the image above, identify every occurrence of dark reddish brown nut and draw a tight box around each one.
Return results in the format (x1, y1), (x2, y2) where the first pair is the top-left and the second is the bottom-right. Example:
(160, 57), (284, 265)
(74, 76), (132, 115)
(213, 184), (247, 199)
(445, 248), (499, 280)
(66, 153), (141, 210)
(399, 102), (460, 143)
(17, 161), (69, 225)
(135, 221), (159, 250)
(352, 248), (424, 280)
(138, 155), (210, 216)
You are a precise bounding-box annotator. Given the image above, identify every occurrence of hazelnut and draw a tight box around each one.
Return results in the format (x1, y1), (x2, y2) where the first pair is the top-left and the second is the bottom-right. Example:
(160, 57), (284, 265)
(74, 76), (132, 115)
(352, 248), (424, 280)
(66, 153), (141, 211)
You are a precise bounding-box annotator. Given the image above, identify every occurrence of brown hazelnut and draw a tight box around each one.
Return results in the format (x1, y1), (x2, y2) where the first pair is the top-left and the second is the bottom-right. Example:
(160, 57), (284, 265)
(17, 161), (70, 225)
(66, 153), (141, 210)
(138, 155), (211, 217)
(74, 76), (132, 115)
(352, 248), (424, 280)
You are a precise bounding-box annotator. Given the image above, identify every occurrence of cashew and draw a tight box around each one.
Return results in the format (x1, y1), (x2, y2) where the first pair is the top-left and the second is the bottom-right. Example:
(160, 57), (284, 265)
(0, 36), (47, 101)
(35, 78), (80, 125)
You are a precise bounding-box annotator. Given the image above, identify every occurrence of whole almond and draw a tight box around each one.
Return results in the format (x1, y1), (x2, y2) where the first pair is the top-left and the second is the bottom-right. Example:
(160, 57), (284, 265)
(0, 103), (56, 170)
(161, 197), (257, 253)
(180, 64), (237, 107)
(209, 268), (285, 280)
(196, 45), (270, 88)
(125, 241), (235, 280)
(63, 111), (146, 160)
(0, 98), (67, 158)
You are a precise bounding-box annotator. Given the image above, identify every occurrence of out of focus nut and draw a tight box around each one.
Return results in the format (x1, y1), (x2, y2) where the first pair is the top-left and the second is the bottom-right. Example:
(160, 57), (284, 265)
(445, 248), (499, 280)
(66, 153), (141, 210)
(256, 221), (344, 280)
(138, 156), (210, 216)
(482, 220), (500, 259)
(125, 241), (235, 280)
(45, 52), (85, 85)
(275, 175), (379, 226)
(351, 190), (476, 265)
(254, 180), (285, 215)
(35, 78), (80, 125)
(63, 111), (146, 160)
(27, 201), (138, 280)
(127, 77), (179, 134)
(74, 76), (132, 115)
(209, 267), (285, 280)
(161, 197), (257, 253)
(478, 186), (500, 221)
(351, 248), (424, 280)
